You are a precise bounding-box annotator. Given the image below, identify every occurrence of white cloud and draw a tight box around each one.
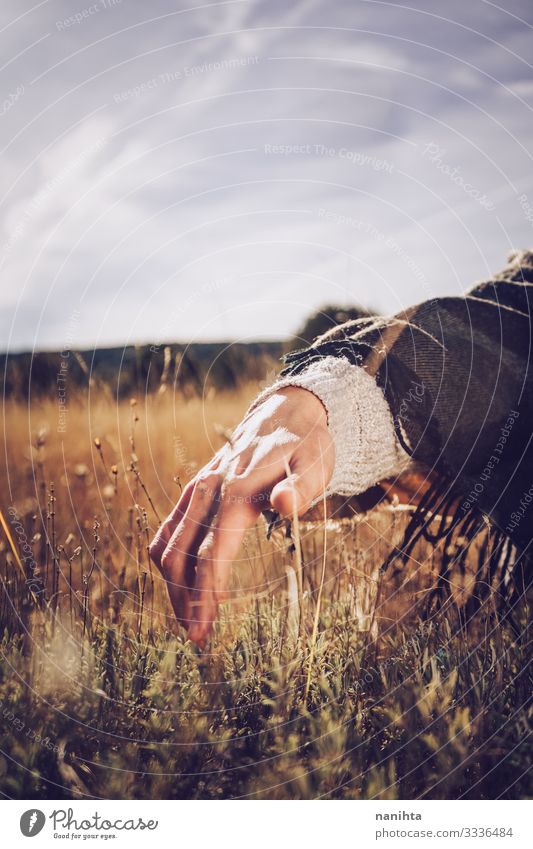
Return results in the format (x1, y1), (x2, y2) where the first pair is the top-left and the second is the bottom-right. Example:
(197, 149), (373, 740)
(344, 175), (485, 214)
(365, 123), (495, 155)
(0, 0), (532, 350)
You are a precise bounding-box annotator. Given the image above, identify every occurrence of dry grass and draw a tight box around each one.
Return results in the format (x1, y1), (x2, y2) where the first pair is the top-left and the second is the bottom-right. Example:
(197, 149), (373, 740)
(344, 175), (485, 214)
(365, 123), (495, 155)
(0, 387), (530, 800)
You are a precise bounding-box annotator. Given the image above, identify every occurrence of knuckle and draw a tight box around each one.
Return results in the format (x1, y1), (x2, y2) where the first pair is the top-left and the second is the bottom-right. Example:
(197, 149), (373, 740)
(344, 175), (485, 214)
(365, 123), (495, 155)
(190, 625), (209, 645)
(195, 562), (211, 585)
(149, 533), (169, 568)
(194, 471), (220, 499)
(221, 477), (250, 504)
(294, 476), (311, 500)
(159, 553), (171, 575)
(215, 587), (229, 603)
(148, 540), (159, 561)
(196, 533), (215, 562)
(160, 548), (178, 574)
(183, 477), (197, 494)
(196, 470), (216, 484)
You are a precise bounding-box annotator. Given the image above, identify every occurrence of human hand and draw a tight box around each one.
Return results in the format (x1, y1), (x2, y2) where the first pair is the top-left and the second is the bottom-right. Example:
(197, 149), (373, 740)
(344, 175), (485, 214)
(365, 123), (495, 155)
(149, 386), (334, 644)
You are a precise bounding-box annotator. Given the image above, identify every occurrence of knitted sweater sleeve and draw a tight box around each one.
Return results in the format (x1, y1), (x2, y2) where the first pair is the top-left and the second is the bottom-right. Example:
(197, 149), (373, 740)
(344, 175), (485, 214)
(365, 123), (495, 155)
(248, 355), (412, 497)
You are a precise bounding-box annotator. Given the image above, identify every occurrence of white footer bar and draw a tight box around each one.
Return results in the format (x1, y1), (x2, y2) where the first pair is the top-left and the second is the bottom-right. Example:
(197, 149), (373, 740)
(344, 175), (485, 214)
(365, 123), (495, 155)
(6, 799), (532, 848)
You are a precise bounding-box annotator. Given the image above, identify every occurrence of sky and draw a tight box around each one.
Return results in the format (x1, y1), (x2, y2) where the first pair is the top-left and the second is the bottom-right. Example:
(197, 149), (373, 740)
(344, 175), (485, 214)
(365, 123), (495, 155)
(0, 0), (532, 351)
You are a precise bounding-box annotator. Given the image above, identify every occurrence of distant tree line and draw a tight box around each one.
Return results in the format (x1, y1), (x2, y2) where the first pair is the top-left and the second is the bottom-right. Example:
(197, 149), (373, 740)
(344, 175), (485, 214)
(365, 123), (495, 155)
(1, 303), (376, 399)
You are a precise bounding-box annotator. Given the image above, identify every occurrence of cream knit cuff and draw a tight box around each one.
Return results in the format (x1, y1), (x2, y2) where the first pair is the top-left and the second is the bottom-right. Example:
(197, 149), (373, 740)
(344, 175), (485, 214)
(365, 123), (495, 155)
(249, 355), (412, 498)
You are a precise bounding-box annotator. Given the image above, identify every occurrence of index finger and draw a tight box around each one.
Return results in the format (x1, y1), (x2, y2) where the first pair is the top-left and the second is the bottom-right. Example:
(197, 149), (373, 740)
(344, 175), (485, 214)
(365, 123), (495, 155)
(148, 479), (195, 570)
(159, 472), (222, 626)
(149, 447), (230, 569)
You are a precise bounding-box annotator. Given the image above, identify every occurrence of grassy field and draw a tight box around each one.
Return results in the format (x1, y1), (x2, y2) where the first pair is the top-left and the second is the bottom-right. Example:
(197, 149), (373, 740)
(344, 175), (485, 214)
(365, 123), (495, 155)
(0, 387), (531, 800)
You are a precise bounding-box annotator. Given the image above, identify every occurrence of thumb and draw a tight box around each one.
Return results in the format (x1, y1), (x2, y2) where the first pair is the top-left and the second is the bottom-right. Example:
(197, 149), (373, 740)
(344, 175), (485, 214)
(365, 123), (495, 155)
(270, 445), (332, 518)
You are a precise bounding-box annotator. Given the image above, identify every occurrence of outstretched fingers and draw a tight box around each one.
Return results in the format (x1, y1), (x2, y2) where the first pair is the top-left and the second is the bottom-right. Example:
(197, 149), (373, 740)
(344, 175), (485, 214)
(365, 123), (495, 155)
(155, 473), (222, 626)
(188, 483), (262, 644)
(148, 479), (195, 570)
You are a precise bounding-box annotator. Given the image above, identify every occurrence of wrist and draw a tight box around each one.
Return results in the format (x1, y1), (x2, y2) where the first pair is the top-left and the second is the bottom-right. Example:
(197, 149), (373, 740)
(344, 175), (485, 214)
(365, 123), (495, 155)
(250, 355), (411, 498)
(276, 385), (328, 427)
